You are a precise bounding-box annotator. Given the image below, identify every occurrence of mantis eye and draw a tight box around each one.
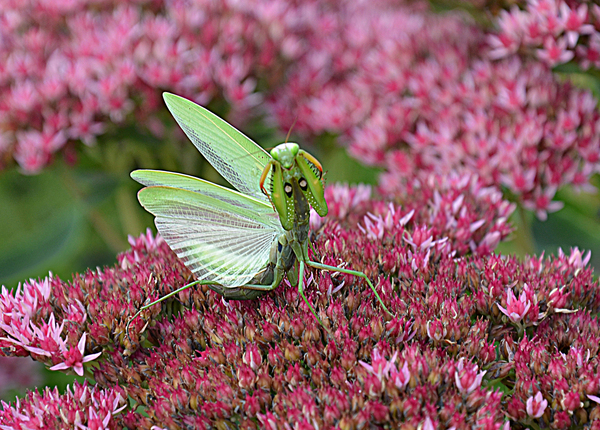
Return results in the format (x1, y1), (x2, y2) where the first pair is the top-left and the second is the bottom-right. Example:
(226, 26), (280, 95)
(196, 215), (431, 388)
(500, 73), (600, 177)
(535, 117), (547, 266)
(284, 183), (293, 197)
(298, 178), (308, 191)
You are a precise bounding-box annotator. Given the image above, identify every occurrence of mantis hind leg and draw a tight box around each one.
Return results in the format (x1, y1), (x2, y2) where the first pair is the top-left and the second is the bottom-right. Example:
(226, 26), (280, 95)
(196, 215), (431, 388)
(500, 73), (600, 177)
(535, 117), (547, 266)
(126, 277), (282, 339)
(306, 260), (393, 318)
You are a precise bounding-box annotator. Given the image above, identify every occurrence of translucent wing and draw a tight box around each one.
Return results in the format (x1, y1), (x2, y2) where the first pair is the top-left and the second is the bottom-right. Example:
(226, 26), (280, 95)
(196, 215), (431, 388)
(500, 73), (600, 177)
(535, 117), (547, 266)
(137, 184), (284, 287)
(131, 169), (276, 217)
(163, 92), (272, 204)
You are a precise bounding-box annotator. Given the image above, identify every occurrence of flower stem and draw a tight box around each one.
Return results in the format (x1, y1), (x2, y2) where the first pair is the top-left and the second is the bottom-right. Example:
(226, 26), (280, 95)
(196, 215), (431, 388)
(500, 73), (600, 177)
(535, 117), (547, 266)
(514, 204), (535, 255)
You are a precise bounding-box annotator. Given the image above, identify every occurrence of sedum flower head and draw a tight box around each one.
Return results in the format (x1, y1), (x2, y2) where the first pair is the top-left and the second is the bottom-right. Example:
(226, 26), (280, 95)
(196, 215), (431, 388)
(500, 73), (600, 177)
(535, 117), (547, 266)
(0, 381), (126, 430)
(1, 179), (599, 428)
(267, 1), (600, 219)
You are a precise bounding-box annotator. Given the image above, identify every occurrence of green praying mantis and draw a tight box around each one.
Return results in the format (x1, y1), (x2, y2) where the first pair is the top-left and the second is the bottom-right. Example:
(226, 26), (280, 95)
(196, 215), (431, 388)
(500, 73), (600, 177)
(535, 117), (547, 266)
(128, 93), (391, 332)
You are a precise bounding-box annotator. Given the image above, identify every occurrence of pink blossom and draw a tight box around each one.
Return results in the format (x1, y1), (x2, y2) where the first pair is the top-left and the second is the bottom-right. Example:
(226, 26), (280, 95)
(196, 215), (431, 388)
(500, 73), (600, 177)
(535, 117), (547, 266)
(13, 142), (48, 174)
(399, 209), (415, 226)
(269, 4), (599, 221)
(127, 227), (164, 251)
(242, 343), (263, 371)
(577, 33), (600, 69)
(455, 358), (486, 394)
(1, 216), (596, 428)
(0, 276), (102, 377)
(359, 348), (398, 382)
(537, 36), (574, 66)
(488, 30), (521, 59)
(309, 208), (324, 230)
(526, 391), (548, 418)
(558, 246), (591, 269)
(427, 319), (447, 341)
(1, 2), (600, 428)
(0, 1), (284, 172)
(561, 390), (583, 412)
(358, 212), (386, 240)
(559, 3), (594, 47)
(404, 225), (435, 251)
(522, 186), (564, 221)
(497, 287), (532, 324)
(1, 0), (597, 226)
(0, 381), (126, 430)
(68, 112), (105, 146)
(390, 361), (411, 389)
(488, 0), (600, 71)
(321, 183), (372, 219)
(422, 416), (437, 430)
(49, 333), (102, 377)
(409, 248), (432, 272)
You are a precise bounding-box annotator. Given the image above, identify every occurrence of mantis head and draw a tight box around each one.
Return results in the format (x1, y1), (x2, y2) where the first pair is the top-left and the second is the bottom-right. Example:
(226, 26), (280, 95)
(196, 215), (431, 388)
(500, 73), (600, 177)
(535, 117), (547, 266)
(261, 143), (328, 230)
(270, 143), (300, 169)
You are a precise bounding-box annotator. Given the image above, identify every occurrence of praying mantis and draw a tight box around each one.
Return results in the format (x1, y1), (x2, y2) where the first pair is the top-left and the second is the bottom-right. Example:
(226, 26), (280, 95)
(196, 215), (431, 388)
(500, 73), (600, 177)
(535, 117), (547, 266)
(128, 93), (391, 331)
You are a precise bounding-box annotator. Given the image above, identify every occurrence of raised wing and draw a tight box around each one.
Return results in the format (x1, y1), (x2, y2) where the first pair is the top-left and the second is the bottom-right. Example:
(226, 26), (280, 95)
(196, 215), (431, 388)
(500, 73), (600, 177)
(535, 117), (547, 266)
(137, 184), (284, 287)
(163, 92), (272, 204)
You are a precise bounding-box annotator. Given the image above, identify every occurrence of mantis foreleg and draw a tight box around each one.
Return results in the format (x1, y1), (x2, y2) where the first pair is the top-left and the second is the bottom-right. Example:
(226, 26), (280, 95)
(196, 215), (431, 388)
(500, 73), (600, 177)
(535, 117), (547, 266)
(297, 260), (324, 327)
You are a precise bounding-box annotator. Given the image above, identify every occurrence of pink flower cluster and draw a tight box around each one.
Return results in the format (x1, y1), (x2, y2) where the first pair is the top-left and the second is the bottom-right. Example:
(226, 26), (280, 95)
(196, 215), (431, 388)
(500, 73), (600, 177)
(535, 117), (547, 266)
(2, 0), (599, 221)
(0, 0), (282, 173)
(0, 381), (126, 430)
(323, 173), (516, 264)
(455, 358), (487, 395)
(267, 2), (600, 220)
(504, 313), (600, 425)
(2, 179), (600, 428)
(0, 277), (100, 376)
(488, 0), (600, 69)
